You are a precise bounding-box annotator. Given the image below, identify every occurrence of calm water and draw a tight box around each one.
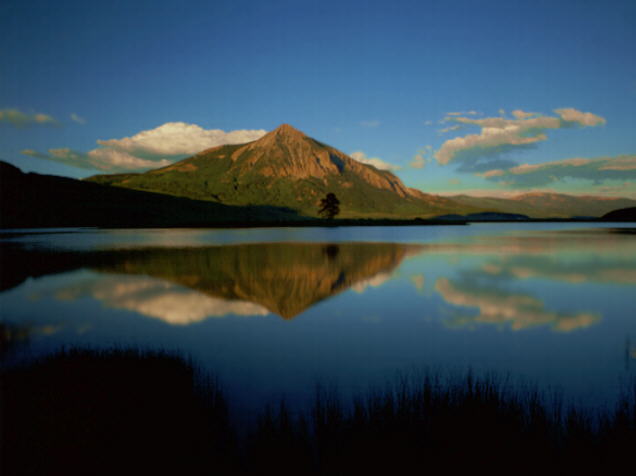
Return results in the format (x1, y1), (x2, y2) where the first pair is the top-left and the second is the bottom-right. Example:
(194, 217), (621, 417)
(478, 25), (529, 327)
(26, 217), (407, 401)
(1, 223), (635, 415)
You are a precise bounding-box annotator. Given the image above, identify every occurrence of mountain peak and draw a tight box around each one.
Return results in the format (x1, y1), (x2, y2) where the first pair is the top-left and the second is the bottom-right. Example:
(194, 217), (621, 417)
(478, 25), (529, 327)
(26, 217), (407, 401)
(270, 123), (306, 138)
(264, 124), (307, 139)
(251, 123), (309, 149)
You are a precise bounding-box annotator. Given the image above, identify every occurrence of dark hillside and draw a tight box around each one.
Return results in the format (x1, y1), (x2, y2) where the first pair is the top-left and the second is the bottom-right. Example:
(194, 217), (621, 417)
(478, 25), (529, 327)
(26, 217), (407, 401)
(601, 206), (636, 221)
(0, 161), (300, 228)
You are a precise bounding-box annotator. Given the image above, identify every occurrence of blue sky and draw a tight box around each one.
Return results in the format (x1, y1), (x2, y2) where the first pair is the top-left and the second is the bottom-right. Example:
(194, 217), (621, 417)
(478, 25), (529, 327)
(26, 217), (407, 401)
(1, 0), (635, 197)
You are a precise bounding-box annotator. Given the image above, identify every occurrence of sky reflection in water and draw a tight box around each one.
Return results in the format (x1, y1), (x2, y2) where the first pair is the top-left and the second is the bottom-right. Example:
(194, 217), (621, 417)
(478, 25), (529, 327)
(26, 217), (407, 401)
(1, 223), (635, 411)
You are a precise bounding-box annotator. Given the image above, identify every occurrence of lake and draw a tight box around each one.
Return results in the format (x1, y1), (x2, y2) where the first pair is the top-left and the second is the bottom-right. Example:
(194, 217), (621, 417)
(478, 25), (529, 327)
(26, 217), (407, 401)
(1, 223), (635, 419)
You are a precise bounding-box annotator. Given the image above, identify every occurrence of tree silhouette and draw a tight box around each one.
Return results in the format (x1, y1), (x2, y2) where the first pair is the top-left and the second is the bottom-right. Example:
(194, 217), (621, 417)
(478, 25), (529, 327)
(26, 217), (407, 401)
(319, 193), (340, 219)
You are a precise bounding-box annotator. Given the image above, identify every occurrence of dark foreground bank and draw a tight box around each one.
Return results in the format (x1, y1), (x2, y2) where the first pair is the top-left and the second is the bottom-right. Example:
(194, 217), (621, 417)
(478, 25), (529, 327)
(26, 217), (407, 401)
(2, 348), (634, 475)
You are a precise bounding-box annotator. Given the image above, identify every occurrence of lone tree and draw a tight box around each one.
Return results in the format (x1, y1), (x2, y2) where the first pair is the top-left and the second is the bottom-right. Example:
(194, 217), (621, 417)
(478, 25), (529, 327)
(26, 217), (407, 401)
(319, 192), (340, 219)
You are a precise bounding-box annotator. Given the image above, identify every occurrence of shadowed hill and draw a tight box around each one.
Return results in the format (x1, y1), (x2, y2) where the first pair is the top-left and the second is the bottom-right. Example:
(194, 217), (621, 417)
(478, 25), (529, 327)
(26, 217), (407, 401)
(0, 160), (302, 228)
(601, 206), (636, 221)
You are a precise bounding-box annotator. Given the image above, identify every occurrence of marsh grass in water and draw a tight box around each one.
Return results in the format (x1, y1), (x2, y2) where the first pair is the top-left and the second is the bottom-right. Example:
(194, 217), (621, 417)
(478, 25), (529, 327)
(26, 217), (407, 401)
(2, 348), (634, 475)
(1, 348), (236, 476)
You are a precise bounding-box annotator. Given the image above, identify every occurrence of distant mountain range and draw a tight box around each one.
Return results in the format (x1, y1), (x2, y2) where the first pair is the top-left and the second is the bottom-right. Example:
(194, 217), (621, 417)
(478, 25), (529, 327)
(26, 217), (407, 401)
(447, 192), (636, 219)
(2, 123), (635, 226)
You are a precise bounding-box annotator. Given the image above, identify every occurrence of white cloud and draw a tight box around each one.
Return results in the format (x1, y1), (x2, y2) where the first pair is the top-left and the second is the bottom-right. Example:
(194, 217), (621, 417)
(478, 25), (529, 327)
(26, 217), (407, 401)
(438, 124), (462, 134)
(599, 156), (636, 171)
(478, 154), (636, 189)
(350, 151), (401, 171)
(22, 121), (268, 173)
(0, 108), (59, 127)
(434, 108), (606, 166)
(97, 122), (267, 157)
(509, 157), (591, 175)
(360, 120), (381, 128)
(88, 148), (173, 171)
(555, 108), (606, 126)
(22, 147), (172, 172)
(476, 169), (506, 178)
(70, 113), (86, 125)
(511, 109), (537, 119)
(410, 145), (432, 169)
(446, 110), (480, 116)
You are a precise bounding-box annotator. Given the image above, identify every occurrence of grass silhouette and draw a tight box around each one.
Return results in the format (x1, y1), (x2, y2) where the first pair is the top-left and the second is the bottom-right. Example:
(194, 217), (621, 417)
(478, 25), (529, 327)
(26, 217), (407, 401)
(2, 348), (634, 475)
(1, 348), (235, 476)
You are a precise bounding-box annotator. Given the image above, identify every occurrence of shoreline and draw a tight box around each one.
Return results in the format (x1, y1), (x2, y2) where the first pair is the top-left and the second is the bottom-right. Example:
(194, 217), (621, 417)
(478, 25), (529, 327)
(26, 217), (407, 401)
(2, 217), (634, 231)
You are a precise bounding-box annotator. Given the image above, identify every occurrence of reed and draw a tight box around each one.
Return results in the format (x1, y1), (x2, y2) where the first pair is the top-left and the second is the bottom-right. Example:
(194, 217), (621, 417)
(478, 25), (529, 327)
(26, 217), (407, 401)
(2, 348), (634, 475)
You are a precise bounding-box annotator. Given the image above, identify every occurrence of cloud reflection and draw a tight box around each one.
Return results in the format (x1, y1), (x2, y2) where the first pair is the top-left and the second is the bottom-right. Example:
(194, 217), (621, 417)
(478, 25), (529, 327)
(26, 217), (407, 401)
(481, 256), (636, 285)
(435, 278), (600, 332)
(410, 274), (425, 292)
(352, 272), (393, 293)
(56, 275), (269, 325)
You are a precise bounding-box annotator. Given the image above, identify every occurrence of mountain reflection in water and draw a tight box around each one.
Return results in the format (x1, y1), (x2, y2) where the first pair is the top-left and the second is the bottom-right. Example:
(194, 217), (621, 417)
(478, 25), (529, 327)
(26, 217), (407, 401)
(1, 226), (634, 331)
(2, 242), (419, 320)
(1, 225), (634, 416)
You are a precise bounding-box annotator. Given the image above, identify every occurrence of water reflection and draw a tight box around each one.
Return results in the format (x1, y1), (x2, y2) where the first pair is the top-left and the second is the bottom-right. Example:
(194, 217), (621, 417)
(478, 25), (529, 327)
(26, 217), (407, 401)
(435, 276), (600, 332)
(1, 225), (635, 412)
(0, 322), (30, 357)
(481, 255), (636, 284)
(1, 227), (634, 330)
(2, 242), (418, 320)
(51, 274), (270, 324)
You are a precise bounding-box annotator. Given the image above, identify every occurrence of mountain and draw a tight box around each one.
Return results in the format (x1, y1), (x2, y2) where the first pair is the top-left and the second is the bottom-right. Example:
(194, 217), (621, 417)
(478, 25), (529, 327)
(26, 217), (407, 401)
(436, 212), (530, 221)
(86, 124), (463, 219)
(447, 192), (636, 218)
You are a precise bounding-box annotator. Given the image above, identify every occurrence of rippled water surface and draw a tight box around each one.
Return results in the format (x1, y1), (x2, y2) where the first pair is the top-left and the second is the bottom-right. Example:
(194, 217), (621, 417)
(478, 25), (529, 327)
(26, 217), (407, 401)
(1, 223), (635, 413)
